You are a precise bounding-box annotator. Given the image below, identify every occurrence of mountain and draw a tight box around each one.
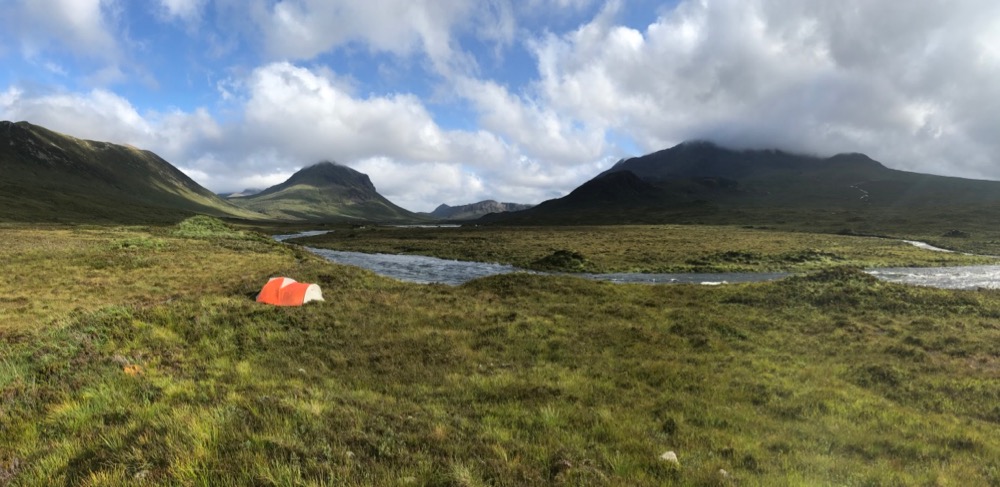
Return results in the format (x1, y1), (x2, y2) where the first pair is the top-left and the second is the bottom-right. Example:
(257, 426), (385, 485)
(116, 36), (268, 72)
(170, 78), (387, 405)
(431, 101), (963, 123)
(486, 141), (1000, 231)
(227, 161), (420, 222)
(0, 121), (263, 223)
(424, 200), (533, 221)
(597, 141), (887, 182)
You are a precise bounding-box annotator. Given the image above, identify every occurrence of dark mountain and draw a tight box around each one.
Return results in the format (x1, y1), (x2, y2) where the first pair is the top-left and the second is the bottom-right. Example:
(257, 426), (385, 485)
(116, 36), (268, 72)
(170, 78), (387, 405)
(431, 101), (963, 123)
(424, 200), (533, 221)
(599, 141), (885, 179)
(0, 121), (263, 223)
(227, 161), (421, 222)
(487, 141), (1000, 229)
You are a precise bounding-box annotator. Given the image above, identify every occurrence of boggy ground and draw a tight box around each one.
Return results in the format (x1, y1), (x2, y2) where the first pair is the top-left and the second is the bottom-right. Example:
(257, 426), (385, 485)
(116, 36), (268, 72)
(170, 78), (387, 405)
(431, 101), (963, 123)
(2, 218), (1000, 485)
(293, 224), (995, 273)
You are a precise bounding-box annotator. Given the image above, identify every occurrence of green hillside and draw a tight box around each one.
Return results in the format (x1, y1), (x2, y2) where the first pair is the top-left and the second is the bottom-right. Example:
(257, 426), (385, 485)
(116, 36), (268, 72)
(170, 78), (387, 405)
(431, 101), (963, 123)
(228, 161), (423, 223)
(0, 121), (263, 223)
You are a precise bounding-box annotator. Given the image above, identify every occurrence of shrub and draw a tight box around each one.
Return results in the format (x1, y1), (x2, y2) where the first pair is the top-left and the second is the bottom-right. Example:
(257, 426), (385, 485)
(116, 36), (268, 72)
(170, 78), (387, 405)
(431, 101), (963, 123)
(171, 216), (251, 240)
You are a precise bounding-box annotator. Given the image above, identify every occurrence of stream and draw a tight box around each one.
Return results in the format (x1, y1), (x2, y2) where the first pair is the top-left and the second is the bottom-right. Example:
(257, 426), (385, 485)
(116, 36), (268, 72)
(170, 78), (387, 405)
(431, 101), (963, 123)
(273, 231), (1000, 289)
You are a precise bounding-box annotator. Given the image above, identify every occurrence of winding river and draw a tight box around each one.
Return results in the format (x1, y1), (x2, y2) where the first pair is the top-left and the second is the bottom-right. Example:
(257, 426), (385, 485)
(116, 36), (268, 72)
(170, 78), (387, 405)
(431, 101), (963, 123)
(273, 232), (1000, 289)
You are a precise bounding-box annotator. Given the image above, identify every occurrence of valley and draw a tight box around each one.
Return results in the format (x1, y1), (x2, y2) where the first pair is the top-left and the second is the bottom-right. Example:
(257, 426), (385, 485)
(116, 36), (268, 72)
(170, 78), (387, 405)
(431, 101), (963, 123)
(6, 3), (999, 484)
(3, 123), (1000, 485)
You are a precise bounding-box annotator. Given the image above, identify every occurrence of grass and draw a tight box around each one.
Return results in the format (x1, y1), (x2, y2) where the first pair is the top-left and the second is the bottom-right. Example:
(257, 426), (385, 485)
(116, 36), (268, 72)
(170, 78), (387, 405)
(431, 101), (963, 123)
(0, 219), (290, 334)
(3, 217), (1000, 485)
(496, 202), (1000, 257)
(293, 224), (996, 273)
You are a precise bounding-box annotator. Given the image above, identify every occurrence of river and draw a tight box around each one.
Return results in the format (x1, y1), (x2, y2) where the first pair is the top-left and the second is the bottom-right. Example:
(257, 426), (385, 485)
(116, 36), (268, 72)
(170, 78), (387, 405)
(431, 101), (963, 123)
(272, 231), (1000, 289)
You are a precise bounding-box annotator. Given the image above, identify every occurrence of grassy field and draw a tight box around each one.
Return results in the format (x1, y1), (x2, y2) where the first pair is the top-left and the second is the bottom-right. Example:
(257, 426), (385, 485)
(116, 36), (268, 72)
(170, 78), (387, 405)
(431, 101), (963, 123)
(293, 224), (995, 273)
(3, 218), (1000, 485)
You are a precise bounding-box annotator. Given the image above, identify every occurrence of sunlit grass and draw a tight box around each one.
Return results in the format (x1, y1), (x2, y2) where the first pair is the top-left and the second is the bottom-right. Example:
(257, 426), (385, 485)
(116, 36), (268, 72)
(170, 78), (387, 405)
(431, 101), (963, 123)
(2, 218), (1000, 484)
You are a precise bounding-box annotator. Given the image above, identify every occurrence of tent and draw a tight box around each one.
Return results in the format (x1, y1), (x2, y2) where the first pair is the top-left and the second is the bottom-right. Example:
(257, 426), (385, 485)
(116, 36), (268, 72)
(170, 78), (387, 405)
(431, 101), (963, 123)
(256, 277), (324, 306)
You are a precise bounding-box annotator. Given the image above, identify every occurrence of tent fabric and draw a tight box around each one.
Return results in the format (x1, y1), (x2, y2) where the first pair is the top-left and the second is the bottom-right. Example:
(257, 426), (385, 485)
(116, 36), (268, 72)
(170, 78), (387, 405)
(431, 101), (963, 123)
(256, 277), (324, 306)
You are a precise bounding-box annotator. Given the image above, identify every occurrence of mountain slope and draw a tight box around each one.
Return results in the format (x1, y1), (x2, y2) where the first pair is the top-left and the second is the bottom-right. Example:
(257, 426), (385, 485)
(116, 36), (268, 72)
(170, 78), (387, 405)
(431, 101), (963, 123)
(0, 121), (263, 223)
(489, 141), (1000, 231)
(424, 200), (533, 221)
(219, 188), (262, 198)
(228, 161), (420, 222)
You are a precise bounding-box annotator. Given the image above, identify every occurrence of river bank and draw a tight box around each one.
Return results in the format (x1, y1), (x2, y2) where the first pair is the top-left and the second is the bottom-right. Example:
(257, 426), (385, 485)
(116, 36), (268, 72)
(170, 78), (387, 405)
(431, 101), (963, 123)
(279, 228), (1000, 289)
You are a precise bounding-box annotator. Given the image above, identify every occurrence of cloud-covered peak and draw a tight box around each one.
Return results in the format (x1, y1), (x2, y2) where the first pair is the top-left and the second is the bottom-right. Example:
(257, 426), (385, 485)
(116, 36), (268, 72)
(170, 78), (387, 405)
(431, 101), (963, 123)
(1, 0), (999, 211)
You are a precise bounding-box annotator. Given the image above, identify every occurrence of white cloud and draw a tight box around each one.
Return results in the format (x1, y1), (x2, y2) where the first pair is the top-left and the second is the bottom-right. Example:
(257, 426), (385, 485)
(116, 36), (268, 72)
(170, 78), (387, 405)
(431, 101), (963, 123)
(0, 87), (222, 177)
(11, 0), (120, 60)
(241, 62), (455, 163)
(0, 60), (606, 211)
(257, 0), (476, 74)
(229, 62), (601, 209)
(6, 0), (1000, 213)
(158, 0), (208, 21)
(455, 76), (607, 166)
(353, 158), (487, 212)
(0, 88), (151, 143)
(526, 0), (1000, 179)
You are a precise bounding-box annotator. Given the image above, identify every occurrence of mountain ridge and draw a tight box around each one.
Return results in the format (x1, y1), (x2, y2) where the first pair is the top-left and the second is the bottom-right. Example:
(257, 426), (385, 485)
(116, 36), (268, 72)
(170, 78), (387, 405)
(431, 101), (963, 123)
(0, 120), (263, 223)
(484, 140), (1000, 229)
(424, 200), (533, 220)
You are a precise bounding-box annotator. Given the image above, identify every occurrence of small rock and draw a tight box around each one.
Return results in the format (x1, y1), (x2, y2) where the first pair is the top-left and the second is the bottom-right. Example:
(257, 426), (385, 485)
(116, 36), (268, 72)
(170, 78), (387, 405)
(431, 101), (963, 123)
(297, 368), (306, 374)
(660, 451), (679, 464)
(719, 468), (730, 478)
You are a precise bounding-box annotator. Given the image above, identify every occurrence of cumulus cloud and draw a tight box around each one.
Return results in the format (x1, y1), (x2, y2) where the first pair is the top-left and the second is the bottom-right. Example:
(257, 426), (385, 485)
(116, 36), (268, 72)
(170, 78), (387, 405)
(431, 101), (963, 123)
(352, 158), (487, 211)
(8, 0), (120, 60)
(241, 62), (455, 163)
(256, 0), (477, 74)
(0, 61), (602, 211)
(0, 87), (152, 143)
(455, 76), (607, 167)
(223, 62), (594, 209)
(528, 0), (1000, 179)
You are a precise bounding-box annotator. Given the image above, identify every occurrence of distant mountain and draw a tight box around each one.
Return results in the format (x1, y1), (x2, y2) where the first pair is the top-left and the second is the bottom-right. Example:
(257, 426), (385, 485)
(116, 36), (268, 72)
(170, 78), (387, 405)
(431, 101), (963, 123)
(219, 188), (263, 198)
(227, 161), (420, 222)
(0, 121), (263, 223)
(424, 200), (533, 220)
(597, 141), (888, 183)
(487, 141), (1000, 230)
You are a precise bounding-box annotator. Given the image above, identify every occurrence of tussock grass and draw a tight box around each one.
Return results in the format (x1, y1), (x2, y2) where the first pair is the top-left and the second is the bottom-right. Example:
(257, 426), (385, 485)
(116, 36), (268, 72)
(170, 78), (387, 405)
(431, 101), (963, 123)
(2, 224), (1000, 485)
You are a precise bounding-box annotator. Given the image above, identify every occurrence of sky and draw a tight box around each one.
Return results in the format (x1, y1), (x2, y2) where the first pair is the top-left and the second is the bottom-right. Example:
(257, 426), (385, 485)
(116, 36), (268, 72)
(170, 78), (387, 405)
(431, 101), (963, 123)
(1, 0), (998, 212)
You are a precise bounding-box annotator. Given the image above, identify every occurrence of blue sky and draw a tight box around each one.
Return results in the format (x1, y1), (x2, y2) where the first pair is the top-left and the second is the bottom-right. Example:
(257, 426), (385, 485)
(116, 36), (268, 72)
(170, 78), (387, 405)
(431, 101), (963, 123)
(2, 0), (999, 212)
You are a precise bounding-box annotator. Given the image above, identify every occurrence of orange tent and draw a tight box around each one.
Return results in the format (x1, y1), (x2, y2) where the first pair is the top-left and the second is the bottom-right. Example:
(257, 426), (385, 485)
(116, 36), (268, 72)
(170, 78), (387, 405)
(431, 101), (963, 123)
(256, 277), (324, 306)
